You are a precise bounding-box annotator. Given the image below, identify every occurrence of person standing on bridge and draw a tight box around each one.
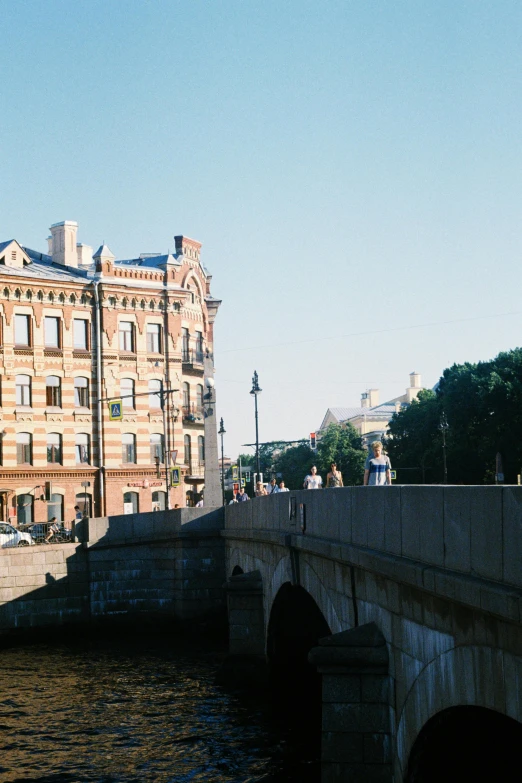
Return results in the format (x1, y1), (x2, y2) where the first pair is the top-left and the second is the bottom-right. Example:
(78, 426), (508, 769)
(237, 487), (249, 502)
(363, 441), (392, 486)
(326, 462), (344, 488)
(303, 466), (323, 489)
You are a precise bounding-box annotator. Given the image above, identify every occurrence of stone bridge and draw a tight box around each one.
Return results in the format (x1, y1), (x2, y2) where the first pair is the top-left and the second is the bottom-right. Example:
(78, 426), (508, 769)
(224, 486), (522, 782)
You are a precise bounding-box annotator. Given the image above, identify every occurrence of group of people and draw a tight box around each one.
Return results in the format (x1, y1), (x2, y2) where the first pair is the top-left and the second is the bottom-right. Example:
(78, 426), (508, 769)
(303, 441), (392, 489)
(230, 441), (391, 502)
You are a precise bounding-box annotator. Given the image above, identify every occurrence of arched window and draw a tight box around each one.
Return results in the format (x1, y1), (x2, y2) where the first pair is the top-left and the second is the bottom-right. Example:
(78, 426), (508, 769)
(15, 375), (31, 406)
(17, 494), (33, 526)
(75, 492), (92, 518)
(123, 492), (139, 514)
(16, 433), (32, 464)
(148, 379), (162, 409)
(196, 384), (204, 412)
(47, 433), (62, 464)
(150, 433), (164, 463)
(47, 493), (64, 523)
(121, 378), (135, 409)
(74, 377), (89, 408)
(76, 433), (90, 464)
(184, 434), (191, 465)
(122, 433), (136, 463)
(152, 491), (166, 511)
(198, 435), (205, 464)
(182, 382), (190, 410)
(46, 375), (61, 407)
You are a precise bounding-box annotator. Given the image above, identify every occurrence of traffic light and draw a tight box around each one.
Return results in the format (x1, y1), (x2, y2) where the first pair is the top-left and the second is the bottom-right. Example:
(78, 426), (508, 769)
(310, 432), (317, 451)
(44, 481), (52, 501)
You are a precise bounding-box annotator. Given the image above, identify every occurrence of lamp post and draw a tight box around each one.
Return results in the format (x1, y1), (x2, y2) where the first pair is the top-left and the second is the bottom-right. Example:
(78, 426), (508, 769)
(440, 413), (449, 485)
(218, 418), (226, 506)
(250, 371), (262, 484)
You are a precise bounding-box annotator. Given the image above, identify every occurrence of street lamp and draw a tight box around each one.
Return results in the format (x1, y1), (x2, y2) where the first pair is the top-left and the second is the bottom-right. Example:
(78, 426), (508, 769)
(218, 418), (226, 506)
(250, 371), (262, 484)
(203, 377), (215, 416)
(440, 413), (449, 485)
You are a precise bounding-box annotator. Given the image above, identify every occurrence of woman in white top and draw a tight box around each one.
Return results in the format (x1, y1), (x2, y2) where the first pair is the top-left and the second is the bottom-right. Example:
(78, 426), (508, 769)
(303, 466), (323, 489)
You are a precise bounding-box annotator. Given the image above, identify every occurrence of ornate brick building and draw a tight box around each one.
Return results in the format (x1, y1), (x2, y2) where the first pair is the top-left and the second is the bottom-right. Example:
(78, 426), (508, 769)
(0, 220), (221, 525)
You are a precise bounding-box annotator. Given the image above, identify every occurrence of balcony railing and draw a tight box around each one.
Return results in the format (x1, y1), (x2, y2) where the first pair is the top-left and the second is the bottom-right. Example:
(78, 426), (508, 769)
(182, 404), (205, 422)
(182, 349), (205, 366)
(186, 458), (205, 478)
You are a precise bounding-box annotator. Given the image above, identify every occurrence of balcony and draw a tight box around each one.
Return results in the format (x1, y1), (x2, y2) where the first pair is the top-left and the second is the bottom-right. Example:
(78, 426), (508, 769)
(182, 349), (205, 370)
(186, 458), (205, 479)
(182, 404), (205, 424)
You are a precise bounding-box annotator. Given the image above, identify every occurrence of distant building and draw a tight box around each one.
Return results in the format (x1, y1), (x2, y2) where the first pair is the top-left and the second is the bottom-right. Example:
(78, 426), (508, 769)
(318, 372), (424, 448)
(0, 219), (221, 524)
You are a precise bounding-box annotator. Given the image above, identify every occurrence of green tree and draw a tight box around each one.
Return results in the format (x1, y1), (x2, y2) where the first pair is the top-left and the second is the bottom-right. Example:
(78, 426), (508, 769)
(316, 423), (366, 485)
(384, 389), (443, 483)
(273, 443), (315, 489)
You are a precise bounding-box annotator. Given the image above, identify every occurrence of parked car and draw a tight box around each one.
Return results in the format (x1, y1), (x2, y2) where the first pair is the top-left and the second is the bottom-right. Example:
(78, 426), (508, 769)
(19, 523), (46, 543)
(0, 523), (35, 547)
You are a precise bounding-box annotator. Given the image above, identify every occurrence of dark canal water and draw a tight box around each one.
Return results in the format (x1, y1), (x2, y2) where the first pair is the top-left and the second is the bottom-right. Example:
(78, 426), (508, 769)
(0, 630), (320, 783)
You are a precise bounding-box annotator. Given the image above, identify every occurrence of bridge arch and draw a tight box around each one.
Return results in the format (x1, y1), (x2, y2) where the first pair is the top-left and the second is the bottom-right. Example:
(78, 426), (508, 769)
(397, 645), (522, 778)
(405, 705), (522, 781)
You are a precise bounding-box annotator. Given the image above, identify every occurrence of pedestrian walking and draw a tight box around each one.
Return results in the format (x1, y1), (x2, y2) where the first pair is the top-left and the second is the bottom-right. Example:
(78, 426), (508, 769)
(303, 466), (323, 489)
(277, 481), (289, 492)
(266, 478), (278, 495)
(237, 487), (249, 502)
(363, 441), (392, 486)
(326, 462), (344, 488)
(255, 481), (267, 497)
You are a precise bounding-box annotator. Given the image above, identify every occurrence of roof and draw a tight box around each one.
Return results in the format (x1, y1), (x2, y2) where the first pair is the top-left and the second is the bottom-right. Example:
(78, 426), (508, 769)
(118, 253), (182, 268)
(0, 239), (16, 254)
(0, 248), (92, 283)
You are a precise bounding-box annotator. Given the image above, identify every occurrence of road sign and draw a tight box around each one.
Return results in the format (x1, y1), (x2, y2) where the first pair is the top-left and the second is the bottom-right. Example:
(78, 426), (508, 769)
(170, 450), (178, 465)
(81, 481), (91, 488)
(109, 400), (123, 421)
(241, 478), (245, 488)
(171, 467), (181, 487)
(233, 482), (239, 496)
(232, 465), (238, 480)
(390, 470), (397, 481)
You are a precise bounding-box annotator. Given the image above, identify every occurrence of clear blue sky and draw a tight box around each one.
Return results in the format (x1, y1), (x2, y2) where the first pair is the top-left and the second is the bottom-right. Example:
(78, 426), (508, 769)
(2, 1), (522, 459)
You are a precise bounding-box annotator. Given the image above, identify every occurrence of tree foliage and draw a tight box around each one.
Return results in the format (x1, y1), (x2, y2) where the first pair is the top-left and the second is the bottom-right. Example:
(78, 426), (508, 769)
(385, 348), (522, 484)
(272, 424), (366, 489)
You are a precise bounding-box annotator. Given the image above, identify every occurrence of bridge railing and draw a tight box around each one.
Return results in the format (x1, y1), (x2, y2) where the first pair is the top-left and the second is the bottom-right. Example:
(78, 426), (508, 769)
(225, 485), (522, 591)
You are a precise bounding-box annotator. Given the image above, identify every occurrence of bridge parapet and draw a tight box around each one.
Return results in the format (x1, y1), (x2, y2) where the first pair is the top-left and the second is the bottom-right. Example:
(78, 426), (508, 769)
(226, 486), (522, 591)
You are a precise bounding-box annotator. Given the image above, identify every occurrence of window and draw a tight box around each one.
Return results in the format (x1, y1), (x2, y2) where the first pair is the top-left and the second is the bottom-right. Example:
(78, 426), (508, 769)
(152, 491), (166, 511)
(75, 492), (92, 518)
(146, 323), (161, 353)
(73, 319), (89, 350)
(44, 316), (60, 347)
(76, 433), (90, 464)
(14, 314), (30, 346)
(196, 332), (204, 362)
(182, 382), (190, 408)
(74, 377), (89, 408)
(149, 379), (162, 409)
(15, 375), (31, 406)
(17, 494), (33, 526)
(182, 328), (190, 360)
(184, 434), (191, 465)
(46, 375), (61, 407)
(16, 433), (32, 465)
(123, 492), (139, 514)
(150, 433), (164, 463)
(198, 435), (205, 464)
(47, 493), (64, 523)
(119, 321), (134, 352)
(47, 433), (62, 464)
(122, 433), (136, 463)
(196, 384), (204, 411)
(121, 378), (135, 409)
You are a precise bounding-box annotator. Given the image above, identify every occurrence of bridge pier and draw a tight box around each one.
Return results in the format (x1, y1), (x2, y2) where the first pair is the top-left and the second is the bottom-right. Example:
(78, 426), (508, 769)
(216, 569), (267, 688)
(310, 622), (392, 783)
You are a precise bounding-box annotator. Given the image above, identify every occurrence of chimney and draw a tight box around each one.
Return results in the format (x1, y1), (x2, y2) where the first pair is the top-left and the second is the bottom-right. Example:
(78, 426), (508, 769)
(361, 392), (370, 409)
(50, 221), (78, 267)
(174, 235), (202, 261)
(395, 401), (401, 414)
(410, 372), (421, 388)
(368, 389), (379, 408)
(47, 235), (53, 255)
(77, 244), (93, 266)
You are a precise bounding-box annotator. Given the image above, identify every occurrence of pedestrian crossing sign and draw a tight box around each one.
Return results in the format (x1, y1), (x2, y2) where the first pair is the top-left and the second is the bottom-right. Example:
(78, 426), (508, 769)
(390, 470), (397, 481)
(109, 400), (123, 421)
(171, 467), (181, 487)
(241, 478), (245, 487)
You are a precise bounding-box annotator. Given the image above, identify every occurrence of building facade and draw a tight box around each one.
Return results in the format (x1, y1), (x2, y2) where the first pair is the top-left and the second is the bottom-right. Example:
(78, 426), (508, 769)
(0, 220), (220, 526)
(318, 372), (424, 448)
